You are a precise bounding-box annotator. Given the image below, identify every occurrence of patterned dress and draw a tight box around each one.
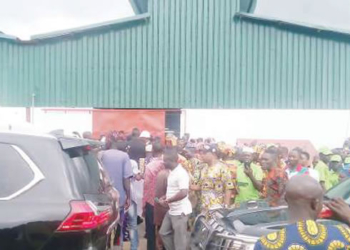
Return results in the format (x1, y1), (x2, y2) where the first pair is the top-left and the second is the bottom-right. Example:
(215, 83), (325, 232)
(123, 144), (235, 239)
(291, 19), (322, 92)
(261, 167), (288, 207)
(224, 159), (239, 180)
(188, 158), (206, 230)
(254, 220), (350, 249)
(197, 162), (235, 211)
(224, 160), (239, 202)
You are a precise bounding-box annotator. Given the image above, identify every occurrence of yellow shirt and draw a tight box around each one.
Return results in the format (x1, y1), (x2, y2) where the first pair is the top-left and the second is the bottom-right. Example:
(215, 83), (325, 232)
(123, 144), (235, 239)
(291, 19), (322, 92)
(198, 162), (235, 211)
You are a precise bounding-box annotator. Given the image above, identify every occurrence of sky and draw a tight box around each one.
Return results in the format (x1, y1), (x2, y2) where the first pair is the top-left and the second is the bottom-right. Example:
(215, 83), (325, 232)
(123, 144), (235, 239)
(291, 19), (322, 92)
(0, 0), (134, 40)
(1, 0), (350, 40)
(255, 0), (350, 31)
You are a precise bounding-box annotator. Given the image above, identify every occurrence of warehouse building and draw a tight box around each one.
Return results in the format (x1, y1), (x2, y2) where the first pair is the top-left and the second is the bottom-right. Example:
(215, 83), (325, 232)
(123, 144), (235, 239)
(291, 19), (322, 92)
(1, 0), (350, 147)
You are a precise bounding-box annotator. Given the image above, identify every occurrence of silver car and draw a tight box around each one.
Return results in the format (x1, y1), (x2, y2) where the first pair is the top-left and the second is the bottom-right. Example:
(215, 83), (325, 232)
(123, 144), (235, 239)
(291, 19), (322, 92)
(191, 197), (346, 250)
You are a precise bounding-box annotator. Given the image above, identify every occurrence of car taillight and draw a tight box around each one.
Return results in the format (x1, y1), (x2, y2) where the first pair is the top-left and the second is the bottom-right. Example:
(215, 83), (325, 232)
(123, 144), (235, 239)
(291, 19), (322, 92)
(97, 209), (112, 225)
(319, 205), (334, 219)
(57, 201), (112, 232)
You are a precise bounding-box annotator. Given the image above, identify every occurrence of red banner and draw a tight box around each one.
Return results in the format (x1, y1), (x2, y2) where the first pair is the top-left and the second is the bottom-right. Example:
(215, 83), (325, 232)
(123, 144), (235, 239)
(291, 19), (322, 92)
(92, 109), (166, 140)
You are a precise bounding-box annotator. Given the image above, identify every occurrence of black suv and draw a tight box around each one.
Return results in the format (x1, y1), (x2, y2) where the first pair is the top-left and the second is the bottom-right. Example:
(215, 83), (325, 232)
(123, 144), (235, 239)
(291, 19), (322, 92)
(0, 132), (119, 250)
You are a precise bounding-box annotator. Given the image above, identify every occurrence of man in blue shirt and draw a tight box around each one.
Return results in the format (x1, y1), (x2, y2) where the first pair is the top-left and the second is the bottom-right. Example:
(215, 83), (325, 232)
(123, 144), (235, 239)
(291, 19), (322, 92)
(254, 175), (350, 250)
(100, 142), (133, 248)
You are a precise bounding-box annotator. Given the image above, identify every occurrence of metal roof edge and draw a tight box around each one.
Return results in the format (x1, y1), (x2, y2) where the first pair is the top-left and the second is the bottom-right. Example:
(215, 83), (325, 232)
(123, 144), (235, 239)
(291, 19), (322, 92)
(129, 0), (141, 14)
(0, 32), (18, 41)
(235, 12), (350, 40)
(129, 0), (148, 14)
(30, 13), (150, 41)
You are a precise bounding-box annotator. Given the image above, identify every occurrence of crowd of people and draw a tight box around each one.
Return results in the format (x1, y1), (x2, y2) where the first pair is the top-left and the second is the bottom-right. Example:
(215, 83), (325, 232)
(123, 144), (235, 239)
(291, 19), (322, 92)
(89, 128), (350, 250)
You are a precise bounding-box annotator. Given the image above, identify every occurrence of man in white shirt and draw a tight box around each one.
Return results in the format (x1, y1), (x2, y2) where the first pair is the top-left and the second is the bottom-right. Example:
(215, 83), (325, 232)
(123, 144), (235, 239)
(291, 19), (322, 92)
(158, 147), (192, 250)
(128, 160), (143, 250)
(130, 160), (144, 217)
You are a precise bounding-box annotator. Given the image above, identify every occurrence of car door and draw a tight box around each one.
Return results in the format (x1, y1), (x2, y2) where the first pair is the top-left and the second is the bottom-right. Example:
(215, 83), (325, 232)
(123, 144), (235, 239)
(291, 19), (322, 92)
(0, 142), (53, 250)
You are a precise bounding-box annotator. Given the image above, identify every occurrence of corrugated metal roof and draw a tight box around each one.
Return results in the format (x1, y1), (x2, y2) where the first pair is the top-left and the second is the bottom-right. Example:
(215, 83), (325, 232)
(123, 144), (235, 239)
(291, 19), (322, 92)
(237, 12), (350, 40)
(0, 32), (18, 41)
(31, 13), (150, 41)
(1, 0), (350, 109)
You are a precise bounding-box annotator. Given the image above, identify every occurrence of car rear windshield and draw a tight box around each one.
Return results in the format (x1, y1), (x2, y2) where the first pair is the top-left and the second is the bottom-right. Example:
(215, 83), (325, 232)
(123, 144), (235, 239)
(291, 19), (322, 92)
(326, 178), (350, 203)
(65, 147), (101, 194)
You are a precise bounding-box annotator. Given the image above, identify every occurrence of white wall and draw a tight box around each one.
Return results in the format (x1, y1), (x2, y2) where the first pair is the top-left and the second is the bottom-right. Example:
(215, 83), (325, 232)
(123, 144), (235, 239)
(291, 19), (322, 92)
(0, 108), (27, 123)
(183, 109), (350, 149)
(0, 107), (93, 136)
(2, 108), (350, 149)
(33, 108), (93, 136)
(0, 107), (29, 131)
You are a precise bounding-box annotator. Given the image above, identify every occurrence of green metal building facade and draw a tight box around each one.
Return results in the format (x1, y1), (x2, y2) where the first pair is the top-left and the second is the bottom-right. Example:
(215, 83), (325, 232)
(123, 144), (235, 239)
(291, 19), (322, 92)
(1, 0), (350, 109)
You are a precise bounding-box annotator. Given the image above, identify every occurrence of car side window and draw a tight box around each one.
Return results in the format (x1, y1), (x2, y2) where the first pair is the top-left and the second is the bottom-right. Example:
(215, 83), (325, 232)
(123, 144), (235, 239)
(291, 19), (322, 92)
(0, 143), (45, 200)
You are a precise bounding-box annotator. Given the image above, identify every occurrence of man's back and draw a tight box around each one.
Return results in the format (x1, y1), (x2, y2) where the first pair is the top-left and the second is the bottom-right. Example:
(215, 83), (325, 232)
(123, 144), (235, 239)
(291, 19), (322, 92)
(128, 138), (146, 162)
(101, 149), (132, 206)
(154, 169), (170, 226)
(254, 220), (350, 249)
(143, 157), (165, 208)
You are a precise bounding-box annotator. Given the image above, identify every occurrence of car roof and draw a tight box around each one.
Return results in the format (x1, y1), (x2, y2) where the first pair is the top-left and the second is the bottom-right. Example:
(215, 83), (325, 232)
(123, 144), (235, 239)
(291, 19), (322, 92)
(0, 131), (89, 148)
(0, 131), (57, 140)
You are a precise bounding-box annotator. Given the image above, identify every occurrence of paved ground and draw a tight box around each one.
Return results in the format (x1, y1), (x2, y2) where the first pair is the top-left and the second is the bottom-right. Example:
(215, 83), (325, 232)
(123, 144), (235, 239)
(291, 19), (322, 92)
(114, 223), (191, 250)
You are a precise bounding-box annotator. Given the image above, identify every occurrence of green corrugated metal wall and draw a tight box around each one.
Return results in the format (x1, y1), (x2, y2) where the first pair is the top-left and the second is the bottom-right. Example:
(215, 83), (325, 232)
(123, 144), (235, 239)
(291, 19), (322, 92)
(1, 0), (350, 108)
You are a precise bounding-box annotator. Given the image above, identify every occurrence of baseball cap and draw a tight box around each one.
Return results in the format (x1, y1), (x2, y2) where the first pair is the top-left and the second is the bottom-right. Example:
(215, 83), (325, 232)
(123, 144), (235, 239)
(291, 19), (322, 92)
(330, 154), (342, 163)
(140, 131), (151, 138)
(266, 143), (276, 149)
(319, 147), (333, 156)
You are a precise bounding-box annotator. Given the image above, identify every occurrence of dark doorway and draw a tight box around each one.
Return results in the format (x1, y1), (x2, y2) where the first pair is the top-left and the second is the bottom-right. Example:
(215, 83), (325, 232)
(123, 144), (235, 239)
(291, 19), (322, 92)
(165, 110), (181, 138)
